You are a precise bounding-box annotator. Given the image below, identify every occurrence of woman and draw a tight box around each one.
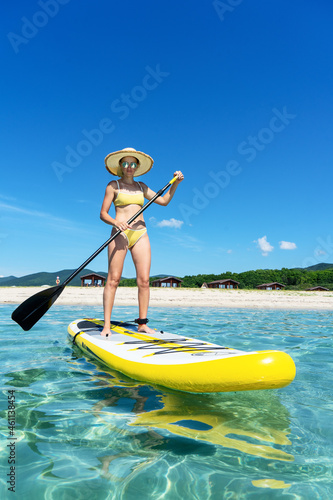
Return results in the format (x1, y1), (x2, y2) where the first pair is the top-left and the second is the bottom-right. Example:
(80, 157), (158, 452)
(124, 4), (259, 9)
(100, 147), (184, 336)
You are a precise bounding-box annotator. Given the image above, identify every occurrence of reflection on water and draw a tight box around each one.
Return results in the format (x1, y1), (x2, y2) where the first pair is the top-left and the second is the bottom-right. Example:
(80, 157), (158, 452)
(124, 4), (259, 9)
(88, 364), (294, 463)
(1, 304), (333, 499)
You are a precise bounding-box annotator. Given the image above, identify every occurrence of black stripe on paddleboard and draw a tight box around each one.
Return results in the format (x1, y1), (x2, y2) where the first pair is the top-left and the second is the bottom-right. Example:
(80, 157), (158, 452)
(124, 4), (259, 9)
(146, 346), (229, 356)
(122, 339), (229, 356)
(84, 344), (105, 363)
(77, 320), (103, 330)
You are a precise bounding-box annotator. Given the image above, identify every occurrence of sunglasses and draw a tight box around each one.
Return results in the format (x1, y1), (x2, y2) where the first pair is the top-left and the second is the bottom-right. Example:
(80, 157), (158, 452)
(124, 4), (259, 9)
(121, 161), (138, 169)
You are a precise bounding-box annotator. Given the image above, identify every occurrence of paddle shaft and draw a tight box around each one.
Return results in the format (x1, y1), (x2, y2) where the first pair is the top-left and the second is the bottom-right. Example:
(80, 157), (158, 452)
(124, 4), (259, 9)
(62, 176), (178, 286)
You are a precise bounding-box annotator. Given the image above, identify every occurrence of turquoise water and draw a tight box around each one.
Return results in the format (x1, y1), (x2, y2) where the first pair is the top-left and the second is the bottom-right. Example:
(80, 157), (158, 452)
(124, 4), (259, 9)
(1, 304), (333, 499)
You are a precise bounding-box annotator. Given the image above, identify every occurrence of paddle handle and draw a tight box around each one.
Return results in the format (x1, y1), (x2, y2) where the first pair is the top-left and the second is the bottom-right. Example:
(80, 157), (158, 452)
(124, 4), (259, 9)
(63, 176), (178, 286)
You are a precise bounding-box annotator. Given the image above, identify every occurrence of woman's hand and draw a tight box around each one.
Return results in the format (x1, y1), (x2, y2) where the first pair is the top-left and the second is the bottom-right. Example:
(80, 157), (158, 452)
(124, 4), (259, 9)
(115, 221), (132, 231)
(174, 170), (184, 182)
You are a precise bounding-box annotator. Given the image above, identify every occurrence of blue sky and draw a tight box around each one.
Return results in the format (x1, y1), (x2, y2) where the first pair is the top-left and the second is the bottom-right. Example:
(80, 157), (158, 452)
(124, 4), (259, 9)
(1, 0), (333, 279)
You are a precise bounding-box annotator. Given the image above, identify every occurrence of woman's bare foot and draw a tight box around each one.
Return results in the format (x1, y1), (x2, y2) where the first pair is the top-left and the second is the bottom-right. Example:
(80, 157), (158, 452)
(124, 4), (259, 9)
(100, 326), (111, 337)
(137, 324), (157, 335)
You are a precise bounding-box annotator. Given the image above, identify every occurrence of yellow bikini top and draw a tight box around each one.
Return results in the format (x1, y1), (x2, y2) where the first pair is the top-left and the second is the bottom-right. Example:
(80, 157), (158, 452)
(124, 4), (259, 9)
(113, 180), (145, 207)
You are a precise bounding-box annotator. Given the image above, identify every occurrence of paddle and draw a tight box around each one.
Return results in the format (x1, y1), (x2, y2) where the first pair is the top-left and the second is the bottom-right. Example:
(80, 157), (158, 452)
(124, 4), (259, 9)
(12, 175), (179, 331)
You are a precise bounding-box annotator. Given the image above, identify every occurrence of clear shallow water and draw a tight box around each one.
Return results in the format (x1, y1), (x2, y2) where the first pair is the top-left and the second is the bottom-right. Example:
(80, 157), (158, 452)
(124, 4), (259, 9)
(1, 304), (333, 500)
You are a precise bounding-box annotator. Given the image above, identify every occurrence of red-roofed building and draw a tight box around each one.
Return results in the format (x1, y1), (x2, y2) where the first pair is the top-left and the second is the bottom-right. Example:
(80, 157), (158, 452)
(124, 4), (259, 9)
(81, 273), (106, 287)
(257, 282), (285, 290)
(151, 277), (182, 288)
(207, 279), (239, 289)
(306, 286), (329, 291)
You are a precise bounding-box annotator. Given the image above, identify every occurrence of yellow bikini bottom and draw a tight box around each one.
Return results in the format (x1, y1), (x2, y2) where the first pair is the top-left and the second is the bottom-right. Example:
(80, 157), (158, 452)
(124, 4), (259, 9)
(122, 227), (147, 249)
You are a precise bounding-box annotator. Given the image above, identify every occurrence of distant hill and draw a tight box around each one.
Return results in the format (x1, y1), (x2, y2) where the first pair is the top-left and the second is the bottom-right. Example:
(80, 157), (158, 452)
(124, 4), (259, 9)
(0, 271), (172, 287)
(304, 263), (333, 271)
(0, 269), (108, 287)
(0, 275), (17, 284)
(1, 264), (332, 288)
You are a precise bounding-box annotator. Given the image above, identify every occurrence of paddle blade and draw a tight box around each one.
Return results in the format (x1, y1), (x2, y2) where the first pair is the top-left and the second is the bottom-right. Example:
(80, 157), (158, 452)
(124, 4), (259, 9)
(11, 285), (65, 331)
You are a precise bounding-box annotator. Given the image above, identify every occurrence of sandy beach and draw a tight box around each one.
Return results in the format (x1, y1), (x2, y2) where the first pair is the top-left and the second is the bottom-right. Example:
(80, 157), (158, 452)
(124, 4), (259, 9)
(1, 286), (332, 310)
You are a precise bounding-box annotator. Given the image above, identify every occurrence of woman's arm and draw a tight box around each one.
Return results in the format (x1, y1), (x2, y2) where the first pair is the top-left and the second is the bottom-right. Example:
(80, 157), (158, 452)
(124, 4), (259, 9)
(100, 182), (117, 226)
(140, 171), (184, 206)
(100, 182), (133, 231)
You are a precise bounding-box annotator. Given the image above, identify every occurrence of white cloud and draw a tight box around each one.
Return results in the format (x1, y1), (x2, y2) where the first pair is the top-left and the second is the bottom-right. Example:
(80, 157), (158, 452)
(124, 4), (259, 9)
(279, 241), (297, 250)
(315, 249), (327, 256)
(149, 217), (183, 229)
(257, 235), (274, 256)
(157, 218), (183, 229)
(227, 249), (232, 254)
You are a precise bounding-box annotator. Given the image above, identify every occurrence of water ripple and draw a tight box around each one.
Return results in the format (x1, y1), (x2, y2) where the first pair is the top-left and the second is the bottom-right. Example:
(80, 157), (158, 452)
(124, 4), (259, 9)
(1, 304), (333, 499)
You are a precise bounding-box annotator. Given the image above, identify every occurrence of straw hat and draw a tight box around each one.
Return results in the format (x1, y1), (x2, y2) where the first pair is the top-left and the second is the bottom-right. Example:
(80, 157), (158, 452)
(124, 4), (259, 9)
(105, 147), (154, 177)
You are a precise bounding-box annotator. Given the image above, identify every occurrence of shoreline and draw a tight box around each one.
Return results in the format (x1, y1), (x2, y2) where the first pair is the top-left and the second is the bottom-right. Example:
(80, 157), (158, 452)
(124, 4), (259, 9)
(1, 286), (333, 310)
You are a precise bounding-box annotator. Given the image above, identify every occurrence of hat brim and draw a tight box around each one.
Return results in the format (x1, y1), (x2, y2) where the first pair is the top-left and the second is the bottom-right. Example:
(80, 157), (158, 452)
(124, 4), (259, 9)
(105, 149), (153, 177)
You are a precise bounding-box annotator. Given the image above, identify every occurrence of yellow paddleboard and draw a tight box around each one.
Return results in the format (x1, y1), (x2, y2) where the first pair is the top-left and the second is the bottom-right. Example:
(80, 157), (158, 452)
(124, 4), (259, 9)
(67, 319), (296, 393)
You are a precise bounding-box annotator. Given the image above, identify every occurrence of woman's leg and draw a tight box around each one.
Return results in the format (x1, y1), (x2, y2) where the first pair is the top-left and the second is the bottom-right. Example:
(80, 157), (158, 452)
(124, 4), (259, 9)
(101, 233), (128, 336)
(130, 233), (156, 334)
